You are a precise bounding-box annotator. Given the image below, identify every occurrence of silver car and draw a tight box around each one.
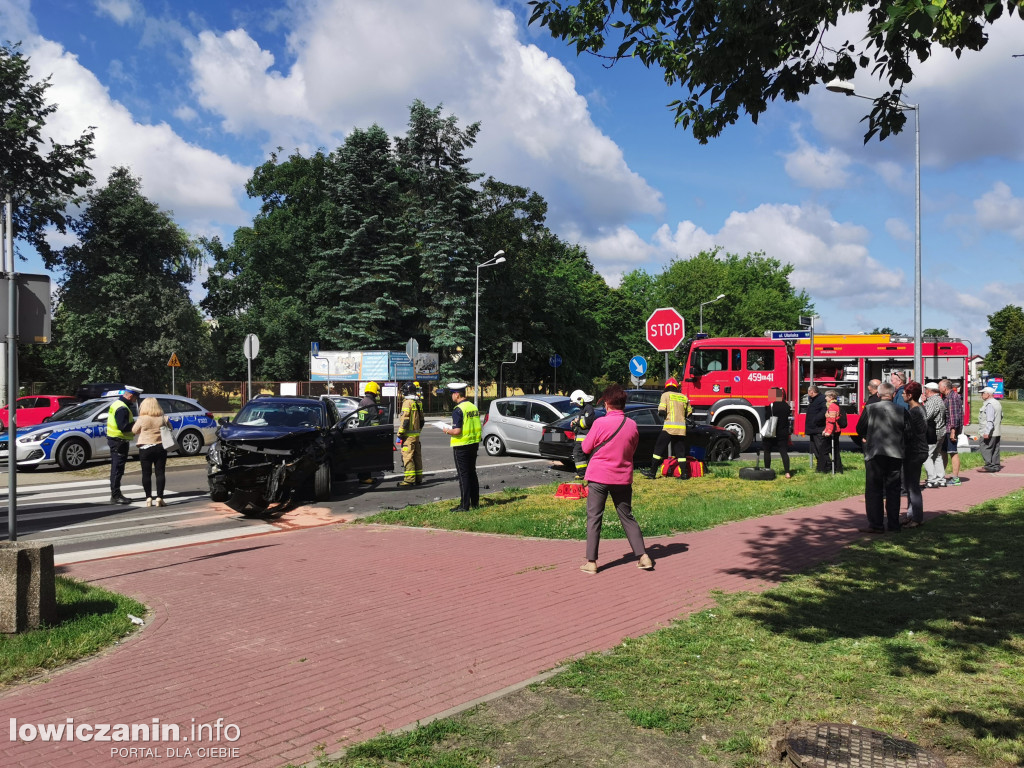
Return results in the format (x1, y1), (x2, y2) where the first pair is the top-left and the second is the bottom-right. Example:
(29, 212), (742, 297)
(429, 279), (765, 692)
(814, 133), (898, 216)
(480, 395), (575, 457)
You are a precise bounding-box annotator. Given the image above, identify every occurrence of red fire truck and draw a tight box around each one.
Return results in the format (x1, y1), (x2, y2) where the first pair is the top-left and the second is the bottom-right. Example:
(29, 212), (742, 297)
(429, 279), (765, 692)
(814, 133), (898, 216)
(676, 334), (972, 451)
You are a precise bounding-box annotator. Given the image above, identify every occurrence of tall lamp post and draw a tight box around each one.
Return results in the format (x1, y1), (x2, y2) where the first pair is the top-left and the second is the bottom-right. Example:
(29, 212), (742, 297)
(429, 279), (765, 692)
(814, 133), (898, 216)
(474, 250), (506, 405)
(699, 294), (726, 334)
(826, 80), (921, 380)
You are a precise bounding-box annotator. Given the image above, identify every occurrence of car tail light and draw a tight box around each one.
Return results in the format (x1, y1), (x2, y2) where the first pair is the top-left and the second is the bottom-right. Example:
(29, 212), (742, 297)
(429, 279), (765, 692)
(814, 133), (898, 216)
(483, 413), (489, 425)
(563, 430), (574, 441)
(205, 412), (214, 419)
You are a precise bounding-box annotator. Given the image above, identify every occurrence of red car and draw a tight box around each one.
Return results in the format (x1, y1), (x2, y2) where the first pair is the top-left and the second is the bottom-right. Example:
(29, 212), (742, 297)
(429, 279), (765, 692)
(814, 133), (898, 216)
(0, 395), (78, 430)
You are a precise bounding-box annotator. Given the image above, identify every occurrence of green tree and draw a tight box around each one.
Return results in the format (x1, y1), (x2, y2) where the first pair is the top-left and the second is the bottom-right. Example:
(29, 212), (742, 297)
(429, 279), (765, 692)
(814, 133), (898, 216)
(529, 0), (1022, 143)
(985, 304), (1024, 386)
(309, 125), (413, 350)
(44, 167), (210, 391)
(203, 150), (333, 380)
(396, 101), (484, 380)
(923, 328), (950, 337)
(1, 43), (94, 262)
(871, 327), (903, 336)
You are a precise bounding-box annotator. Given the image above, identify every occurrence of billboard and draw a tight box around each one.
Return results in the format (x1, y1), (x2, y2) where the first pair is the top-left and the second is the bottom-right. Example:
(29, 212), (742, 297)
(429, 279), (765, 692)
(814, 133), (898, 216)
(310, 350), (440, 382)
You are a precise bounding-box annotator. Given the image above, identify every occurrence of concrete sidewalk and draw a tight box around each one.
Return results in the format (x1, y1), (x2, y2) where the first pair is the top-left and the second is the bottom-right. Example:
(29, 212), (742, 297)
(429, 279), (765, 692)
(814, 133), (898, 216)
(2, 457), (1023, 767)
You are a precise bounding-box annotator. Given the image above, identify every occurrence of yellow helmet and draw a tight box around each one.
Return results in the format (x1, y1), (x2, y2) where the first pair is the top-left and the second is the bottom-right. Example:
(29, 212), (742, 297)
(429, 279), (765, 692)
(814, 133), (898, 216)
(364, 381), (381, 397)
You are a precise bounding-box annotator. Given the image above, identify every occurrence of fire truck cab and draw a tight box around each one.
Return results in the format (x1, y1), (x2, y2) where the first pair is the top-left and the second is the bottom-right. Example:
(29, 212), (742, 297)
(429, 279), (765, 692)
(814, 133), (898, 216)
(679, 334), (971, 451)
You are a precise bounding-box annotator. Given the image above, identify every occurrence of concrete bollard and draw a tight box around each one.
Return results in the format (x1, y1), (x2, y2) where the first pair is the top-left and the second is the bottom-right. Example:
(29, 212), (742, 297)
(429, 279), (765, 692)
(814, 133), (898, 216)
(0, 542), (58, 633)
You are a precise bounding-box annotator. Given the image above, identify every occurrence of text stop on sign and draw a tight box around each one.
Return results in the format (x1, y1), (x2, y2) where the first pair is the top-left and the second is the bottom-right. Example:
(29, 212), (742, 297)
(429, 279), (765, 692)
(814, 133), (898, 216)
(646, 307), (686, 352)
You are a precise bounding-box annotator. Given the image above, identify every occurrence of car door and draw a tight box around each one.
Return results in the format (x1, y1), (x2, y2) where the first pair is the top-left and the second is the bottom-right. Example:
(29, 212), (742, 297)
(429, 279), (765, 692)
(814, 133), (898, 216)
(495, 400), (531, 453)
(16, 397), (48, 427)
(334, 404), (394, 475)
(519, 402), (561, 455)
(156, 397), (186, 434)
(626, 407), (662, 462)
(89, 403), (114, 459)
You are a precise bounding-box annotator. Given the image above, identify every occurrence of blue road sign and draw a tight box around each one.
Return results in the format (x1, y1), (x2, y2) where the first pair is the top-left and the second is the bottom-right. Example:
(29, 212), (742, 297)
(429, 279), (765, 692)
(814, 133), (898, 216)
(629, 355), (648, 377)
(769, 330), (812, 340)
(311, 341), (320, 356)
(549, 354), (563, 368)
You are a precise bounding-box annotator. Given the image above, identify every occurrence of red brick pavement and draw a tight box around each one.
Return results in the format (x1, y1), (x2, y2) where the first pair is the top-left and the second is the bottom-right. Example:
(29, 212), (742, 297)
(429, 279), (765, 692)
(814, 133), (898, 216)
(3, 457), (1022, 767)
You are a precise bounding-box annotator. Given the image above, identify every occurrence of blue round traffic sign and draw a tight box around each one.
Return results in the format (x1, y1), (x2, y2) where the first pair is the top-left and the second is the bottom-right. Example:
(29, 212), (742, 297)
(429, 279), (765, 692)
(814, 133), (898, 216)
(549, 354), (563, 368)
(629, 355), (648, 377)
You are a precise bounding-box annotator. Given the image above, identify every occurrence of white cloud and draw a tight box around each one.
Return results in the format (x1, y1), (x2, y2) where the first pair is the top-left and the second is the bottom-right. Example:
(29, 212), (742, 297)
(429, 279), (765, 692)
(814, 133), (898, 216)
(782, 128), (852, 189)
(21, 38), (252, 240)
(885, 218), (912, 241)
(94, 0), (139, 25)
(973, 182), (1024, 241)
(185, 0), (662, 235)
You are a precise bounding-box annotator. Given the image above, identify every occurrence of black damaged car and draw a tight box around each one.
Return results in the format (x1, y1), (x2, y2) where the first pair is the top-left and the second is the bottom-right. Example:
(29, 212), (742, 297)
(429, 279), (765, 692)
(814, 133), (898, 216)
(207, 395), (394, 516)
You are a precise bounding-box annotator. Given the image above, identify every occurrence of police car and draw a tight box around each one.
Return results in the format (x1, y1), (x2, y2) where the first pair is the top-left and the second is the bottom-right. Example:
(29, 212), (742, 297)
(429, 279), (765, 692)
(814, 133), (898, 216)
(0, 394), (218, 471)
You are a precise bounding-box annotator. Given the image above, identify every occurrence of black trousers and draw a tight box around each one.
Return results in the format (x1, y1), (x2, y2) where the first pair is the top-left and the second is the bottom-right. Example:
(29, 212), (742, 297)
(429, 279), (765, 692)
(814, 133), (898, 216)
(763, 437), (790, 473)
(453, 444), (480, 509)
(809, 434), (830, 472)
(652, 430), (687, 460)
(865, 455), (903, 531)
(139, 444), (168, 499)
(107, 437), (130, 494)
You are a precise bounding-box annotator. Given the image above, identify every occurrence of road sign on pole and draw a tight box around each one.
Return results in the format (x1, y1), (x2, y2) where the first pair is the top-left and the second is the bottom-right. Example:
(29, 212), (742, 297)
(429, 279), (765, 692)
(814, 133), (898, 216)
(550, 354), (562, 393)
(769, 330), (811, 340)
(645, 308), (685, 353)
(243, 334), (260, 402)
(629, 355), (648, 377)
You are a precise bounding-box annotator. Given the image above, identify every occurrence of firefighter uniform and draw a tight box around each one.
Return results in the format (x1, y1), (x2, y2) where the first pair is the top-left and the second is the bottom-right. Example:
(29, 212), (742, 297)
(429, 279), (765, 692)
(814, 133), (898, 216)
(569, 389), (597, 480)
(650, 379), (692, 478)
(357, 382), (383, 484)
(397, 384), (424, 487)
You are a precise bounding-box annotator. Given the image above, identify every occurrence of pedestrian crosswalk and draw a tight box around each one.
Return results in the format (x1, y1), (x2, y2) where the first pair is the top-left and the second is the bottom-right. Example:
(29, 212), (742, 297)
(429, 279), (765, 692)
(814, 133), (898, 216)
(0, 478), (263, 564)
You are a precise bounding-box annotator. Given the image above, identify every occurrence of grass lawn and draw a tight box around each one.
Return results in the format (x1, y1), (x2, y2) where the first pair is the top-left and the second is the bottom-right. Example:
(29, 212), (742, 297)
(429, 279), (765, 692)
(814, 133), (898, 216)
(361, 450), (989, 540)
(0, 576), (147, 687)
(971, 395), (1023, 426)
(306, 490), (1024, 768)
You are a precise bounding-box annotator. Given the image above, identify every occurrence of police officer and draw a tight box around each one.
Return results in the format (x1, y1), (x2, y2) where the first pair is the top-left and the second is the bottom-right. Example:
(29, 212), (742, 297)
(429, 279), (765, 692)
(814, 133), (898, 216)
(442, 382), (480, 511)
(107, 386), (142, 504)
(357, 382), (384, 485)
(396, 382), (424, 487)
(649, 378), (692, 479)
(569, 389), (597, 481)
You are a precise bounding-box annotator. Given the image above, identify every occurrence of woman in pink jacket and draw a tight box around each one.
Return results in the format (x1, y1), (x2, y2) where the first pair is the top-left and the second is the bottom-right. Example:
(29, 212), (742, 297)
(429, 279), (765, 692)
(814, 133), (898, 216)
(579, 384), (654, 574)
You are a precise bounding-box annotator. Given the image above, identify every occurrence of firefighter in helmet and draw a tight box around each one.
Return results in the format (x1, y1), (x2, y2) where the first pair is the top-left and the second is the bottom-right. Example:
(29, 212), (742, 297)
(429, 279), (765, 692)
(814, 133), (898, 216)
(569, 389), (597, 481)
(357, 382), (384, 484)
(396, 381), (424, 487)
(649, 377), (692, 479)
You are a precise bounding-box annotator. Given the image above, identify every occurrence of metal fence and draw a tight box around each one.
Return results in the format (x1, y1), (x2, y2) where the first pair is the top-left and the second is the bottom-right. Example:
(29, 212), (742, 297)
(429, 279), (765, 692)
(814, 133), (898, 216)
(186, 381), (455, 414)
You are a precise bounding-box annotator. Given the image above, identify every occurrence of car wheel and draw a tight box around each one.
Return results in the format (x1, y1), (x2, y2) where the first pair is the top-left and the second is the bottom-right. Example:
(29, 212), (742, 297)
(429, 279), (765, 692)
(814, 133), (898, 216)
(314, 461), (332, 501)
(56, 439), (90, 471)
(715, 415), (755, 452)
(177, 429), (204, 456)
(739, 466), (776, 481)
(706, 439), (734, 462)
(483, 434), (505, 457)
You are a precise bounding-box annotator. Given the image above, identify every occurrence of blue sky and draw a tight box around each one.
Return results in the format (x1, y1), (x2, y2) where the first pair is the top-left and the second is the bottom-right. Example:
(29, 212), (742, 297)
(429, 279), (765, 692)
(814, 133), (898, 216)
(3, 0), (1022, 356)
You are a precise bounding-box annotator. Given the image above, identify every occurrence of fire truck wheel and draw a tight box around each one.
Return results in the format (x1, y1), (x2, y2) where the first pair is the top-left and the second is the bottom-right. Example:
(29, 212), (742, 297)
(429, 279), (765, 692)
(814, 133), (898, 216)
(716, 414), (755, 452)
(739, 467), (776, 481)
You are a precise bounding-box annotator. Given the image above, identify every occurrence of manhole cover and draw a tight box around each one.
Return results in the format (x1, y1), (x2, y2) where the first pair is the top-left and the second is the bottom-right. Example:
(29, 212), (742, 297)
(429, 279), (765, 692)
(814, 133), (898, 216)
(785, 723), (946, 767)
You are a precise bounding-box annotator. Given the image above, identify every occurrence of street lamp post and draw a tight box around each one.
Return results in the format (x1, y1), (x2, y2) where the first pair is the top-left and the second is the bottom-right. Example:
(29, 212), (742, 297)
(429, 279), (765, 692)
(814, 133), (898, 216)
(826, 80), (922, 381)
(474, 250), (506, 405)
(699, 294), (726, 334)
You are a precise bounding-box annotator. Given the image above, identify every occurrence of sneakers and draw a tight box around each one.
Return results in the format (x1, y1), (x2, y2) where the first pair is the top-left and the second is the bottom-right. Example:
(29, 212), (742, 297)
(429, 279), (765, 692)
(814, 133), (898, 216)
(155, 498), (166, 507)
(947, 477), (961, 486)
(637, 554), (654, 570)
(579, 561), (598, 575)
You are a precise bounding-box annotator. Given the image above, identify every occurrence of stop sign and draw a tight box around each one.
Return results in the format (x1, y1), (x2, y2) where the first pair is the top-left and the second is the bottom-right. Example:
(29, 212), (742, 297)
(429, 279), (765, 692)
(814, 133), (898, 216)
(646, 307), (686, 352)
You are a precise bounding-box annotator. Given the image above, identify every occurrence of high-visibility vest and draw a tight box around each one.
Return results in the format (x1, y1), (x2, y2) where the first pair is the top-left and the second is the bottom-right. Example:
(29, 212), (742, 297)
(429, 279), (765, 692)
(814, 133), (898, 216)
(450, 401), (481, 446)
(399, 398), (424, 438)
(106, 399), (134, 440)
(659, 391), (692, 435)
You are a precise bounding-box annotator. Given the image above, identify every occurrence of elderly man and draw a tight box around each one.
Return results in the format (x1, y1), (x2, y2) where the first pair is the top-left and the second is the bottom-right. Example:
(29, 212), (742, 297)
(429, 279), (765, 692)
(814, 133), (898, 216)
(890, 371), (909, 411)
(855, 381), (908, 534)
(921, 382), (946, 487)
(977, 386), (1003, 472)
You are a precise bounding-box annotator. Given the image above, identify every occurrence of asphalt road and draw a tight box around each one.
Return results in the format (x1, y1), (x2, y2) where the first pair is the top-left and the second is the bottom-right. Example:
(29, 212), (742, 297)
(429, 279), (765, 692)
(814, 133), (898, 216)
(3, 424), (1020, 565)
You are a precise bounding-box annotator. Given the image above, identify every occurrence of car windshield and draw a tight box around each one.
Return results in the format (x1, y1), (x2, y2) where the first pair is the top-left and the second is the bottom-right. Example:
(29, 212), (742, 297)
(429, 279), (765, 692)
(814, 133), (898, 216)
(48, 400), (109, 423)
(235, 402), (323, 428)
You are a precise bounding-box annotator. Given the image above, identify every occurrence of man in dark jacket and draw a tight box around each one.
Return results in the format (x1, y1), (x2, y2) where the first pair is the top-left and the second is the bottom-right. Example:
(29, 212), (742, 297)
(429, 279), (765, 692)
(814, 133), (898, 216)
(804, 385), (829, 472)
(856, 381), (909, 533)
